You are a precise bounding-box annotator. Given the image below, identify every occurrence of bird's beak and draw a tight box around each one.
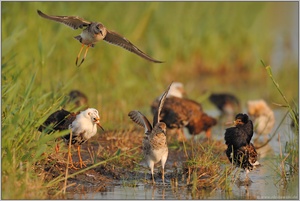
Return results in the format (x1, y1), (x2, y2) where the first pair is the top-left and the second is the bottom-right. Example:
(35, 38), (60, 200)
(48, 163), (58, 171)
(94, 118), (105, 131)
(233, 120), (237, 126)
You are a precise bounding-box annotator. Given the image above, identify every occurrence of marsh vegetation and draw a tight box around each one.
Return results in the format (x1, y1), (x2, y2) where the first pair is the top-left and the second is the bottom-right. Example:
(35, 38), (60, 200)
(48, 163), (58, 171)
(1, 2), (298, 199)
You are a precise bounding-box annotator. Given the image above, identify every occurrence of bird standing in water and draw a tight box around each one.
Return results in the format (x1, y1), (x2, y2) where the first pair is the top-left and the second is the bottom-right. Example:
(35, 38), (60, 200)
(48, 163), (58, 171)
(209, 93), (241, 120)
(224, 113), (259, 180)
(128, 83), (172, 185)
(37, 10), (163, 66)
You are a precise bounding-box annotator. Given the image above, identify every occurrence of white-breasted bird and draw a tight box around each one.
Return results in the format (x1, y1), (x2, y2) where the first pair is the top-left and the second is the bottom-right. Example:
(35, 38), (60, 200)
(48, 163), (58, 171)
(37, 10), (163, 66)
(38, 108), (104, 169)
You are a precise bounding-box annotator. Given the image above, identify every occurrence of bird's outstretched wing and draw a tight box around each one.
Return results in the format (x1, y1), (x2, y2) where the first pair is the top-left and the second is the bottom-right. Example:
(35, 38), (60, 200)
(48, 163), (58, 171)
(128, 110), (152, 135)
(153, 82), (173, 125)
(104, 29), (163, 63)
(37, 10), (91, 30)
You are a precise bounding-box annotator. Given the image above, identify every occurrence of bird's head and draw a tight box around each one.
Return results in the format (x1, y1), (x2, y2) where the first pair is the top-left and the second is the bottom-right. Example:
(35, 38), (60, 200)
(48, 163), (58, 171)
(94, 23), (106, 36)
(168, 82), (185, 98)
(154, 122), (167, 135)
(234, 113), (249, 126)
(85, 108), (104, 131)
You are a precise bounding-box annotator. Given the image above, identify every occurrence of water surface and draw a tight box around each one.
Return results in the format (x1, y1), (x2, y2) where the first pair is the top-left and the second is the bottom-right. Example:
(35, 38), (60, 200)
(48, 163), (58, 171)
(69, 109), (298, 199)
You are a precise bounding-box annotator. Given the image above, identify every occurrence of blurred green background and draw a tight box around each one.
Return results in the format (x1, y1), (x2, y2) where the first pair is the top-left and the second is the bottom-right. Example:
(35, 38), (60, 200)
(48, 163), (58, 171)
(2, 1), (298, 129)
(1, 2), (298, 198)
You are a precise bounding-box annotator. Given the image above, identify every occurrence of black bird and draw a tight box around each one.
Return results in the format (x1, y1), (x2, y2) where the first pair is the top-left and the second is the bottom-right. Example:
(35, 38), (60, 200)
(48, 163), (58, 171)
(209, 93), (240, 117)
(224, 113), (259, 178)
(67, 90), (89, 109)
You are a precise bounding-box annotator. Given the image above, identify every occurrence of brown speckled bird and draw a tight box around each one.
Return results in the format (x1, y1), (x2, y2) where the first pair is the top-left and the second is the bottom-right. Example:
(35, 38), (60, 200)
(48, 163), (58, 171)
(151, 83), (217, 140)
(37, 10), (163, 66)
(128, 83), (172, 185)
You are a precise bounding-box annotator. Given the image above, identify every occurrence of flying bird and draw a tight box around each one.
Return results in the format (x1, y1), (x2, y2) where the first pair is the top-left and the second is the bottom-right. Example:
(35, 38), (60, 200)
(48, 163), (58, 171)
(128, 83), (172, 184)
(37, 10), (163, 66)
(38, 108), (104, 169)
(224, 113), (259, 180)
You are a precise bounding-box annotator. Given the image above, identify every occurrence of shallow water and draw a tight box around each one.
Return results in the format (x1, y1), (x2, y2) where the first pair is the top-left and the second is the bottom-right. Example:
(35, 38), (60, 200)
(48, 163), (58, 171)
(68, 109), (298, 199)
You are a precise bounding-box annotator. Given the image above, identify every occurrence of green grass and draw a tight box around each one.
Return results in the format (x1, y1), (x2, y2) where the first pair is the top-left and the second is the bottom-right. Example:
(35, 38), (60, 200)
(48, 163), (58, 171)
(1, 1), (298, 199)
(262, 63), (299, 185)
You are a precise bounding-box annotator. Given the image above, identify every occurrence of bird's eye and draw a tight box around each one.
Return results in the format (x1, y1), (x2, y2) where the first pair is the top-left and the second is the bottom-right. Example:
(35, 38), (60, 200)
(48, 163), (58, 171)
(95, 25), (103, 35)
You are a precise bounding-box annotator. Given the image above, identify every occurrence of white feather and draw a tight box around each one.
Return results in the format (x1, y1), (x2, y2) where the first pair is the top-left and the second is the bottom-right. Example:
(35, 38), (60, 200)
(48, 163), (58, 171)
(70, 108), (100, 140)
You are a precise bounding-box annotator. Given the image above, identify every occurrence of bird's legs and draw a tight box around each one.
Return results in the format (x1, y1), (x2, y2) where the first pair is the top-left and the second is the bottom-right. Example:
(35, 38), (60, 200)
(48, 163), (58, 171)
(245, 169), (250, 182)
(68, 148), (79, 170)
(149, 161), (155, 185)
(66, 130), (79, 169)
(67, 130), (76, 169)
(77, 145), (87, 168)
(177, 128), (187, 142)
(76, 44), (91, 67)
(75, 44), (85, 66)
(162, 167), (165, 185)
(161, 154), (168, 185)
(151, 172), (155, 185)
(81, 45), (91, 66)
(205, 128), (212, 139)
(54, 138), (61, 154)
(55, 143), (60, 153)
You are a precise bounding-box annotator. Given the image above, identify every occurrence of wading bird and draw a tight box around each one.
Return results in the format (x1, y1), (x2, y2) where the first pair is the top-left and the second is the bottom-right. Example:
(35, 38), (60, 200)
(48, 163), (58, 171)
(247, 99), (275, 141)
(151, 82), (217, 140)
(38, 108), (104, 169)
(128, 83), (171, 184)
(224, 113), (259, 180)
(37, 10), (163, 66)
(67, 89), (89, 109)
(209, 93), (241, 117)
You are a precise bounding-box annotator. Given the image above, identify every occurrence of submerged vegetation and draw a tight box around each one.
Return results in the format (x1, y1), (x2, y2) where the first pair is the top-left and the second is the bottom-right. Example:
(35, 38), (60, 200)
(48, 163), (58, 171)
(1, 1), (298, 199)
